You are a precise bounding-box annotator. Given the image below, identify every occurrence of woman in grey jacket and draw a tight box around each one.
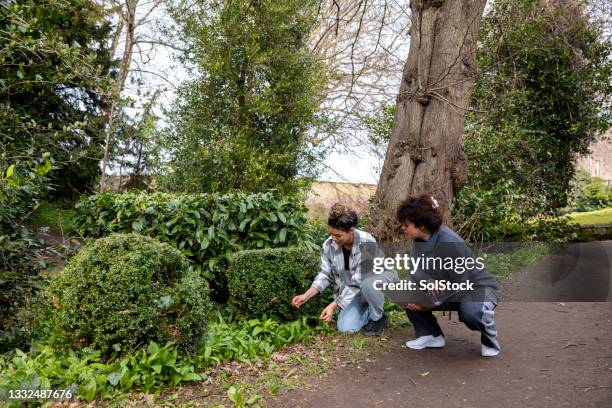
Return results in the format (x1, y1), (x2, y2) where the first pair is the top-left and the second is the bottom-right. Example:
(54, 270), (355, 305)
(397, 193), (502, 357)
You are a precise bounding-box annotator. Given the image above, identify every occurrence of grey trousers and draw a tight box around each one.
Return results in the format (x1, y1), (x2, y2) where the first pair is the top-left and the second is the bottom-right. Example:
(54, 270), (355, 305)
(405, 301), (501, 351)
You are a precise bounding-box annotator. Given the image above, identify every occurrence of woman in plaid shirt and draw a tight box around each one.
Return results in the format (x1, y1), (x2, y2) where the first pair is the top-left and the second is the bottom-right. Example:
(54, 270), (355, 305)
(291, 203), (398, 335)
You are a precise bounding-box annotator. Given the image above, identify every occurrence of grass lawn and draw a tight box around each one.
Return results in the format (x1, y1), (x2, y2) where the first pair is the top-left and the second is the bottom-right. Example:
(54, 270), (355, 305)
(567, 207), (612, 225)
(481, 243), (550, 279)
(29, 201), (78, 234)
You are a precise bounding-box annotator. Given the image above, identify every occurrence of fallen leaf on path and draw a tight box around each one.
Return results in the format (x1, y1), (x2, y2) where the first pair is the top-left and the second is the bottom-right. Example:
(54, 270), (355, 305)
(271, 352), (287, 362)
(418, 371), (430, 377)
(561, 342), (578, 349)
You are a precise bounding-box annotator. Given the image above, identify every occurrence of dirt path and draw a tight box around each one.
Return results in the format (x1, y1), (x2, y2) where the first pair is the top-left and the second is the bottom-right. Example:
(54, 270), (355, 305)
(268, 243), (612, 408)
(27, 222), (81, 274)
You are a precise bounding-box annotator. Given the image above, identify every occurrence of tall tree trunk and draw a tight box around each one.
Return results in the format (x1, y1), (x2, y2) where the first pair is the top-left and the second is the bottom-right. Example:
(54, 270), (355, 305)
(368, 0), (486, 240)
(100, 0), (137, 192)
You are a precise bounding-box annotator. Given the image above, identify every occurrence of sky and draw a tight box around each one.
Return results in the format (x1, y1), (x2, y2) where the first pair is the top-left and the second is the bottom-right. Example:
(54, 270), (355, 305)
(319, 148), (381, 184)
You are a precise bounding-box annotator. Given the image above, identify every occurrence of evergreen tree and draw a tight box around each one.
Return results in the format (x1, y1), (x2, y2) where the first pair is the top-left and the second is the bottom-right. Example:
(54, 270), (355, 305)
(0, 0), (115, 201)
(162, 0), (325, 194)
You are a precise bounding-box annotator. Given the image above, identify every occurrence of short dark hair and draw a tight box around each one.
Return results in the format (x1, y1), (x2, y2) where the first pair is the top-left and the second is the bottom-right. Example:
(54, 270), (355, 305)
(396, 192), (443, 233)
(327, 203), (359, 231)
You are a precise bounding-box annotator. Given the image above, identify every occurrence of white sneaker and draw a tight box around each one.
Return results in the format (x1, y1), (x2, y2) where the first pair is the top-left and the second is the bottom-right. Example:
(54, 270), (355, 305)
(405, 335), (445, 350)
(481, 344), (500, 357)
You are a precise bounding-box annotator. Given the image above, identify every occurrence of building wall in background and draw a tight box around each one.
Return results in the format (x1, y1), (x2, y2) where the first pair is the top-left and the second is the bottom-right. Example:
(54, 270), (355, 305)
(576, 129), (612, 184)
(305, 181), (377, 221)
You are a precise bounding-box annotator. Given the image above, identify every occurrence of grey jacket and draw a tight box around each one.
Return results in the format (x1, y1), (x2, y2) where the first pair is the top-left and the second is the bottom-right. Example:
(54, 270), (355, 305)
(411, 225), (500, 304)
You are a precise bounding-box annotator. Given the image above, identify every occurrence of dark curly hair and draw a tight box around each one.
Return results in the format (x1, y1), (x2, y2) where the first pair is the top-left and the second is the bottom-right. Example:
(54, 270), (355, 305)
(327, 203), (359, 231)
(396, 192), (443, 233)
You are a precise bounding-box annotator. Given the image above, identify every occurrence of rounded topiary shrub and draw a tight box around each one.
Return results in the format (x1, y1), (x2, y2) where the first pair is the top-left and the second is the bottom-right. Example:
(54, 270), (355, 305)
(227, 247), (330, 321)
(48, 233), (212, 355)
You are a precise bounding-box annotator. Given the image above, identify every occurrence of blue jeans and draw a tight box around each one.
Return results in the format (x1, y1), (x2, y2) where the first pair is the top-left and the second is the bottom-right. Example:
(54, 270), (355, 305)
(336, 272), (397, 333)
(337, 296), (371, 333)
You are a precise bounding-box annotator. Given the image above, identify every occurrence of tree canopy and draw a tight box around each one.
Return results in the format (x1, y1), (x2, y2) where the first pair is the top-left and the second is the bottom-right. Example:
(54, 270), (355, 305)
(0, 0), (115, 201)
(160, 0), (326, 194)
(454, 0), (612, 239)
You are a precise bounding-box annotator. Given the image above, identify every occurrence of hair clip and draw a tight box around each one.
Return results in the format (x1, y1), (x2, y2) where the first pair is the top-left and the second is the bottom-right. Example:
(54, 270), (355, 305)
(431, 196), (439, 208)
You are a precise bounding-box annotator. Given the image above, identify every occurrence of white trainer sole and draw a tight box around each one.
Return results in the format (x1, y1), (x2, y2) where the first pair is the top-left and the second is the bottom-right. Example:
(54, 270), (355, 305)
(405, 335), (445, 350)
(481, 345), (500, 357)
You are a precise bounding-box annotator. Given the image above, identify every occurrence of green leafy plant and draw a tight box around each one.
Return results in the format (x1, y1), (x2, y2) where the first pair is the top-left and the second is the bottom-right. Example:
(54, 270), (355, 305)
(227, 385), (262, 408)
(74, 191), (318, 300)
(470, 0), (610, 203)
(0, 0), (115, 201)
(227, 247), (330, 321)
(47, 233), (213, 356)
(525, 217), (580, 242)
(477, 216), (580, 242)
(1, 155), (56, 353)
(0, 315), (323, 404)
(1, 154), (54, 232)
(196, 315), (314, 365)
(449, 0), (612, 240)
(103, 341), (203, 395)
(0, 341), (202, 403)
(567, 171), (612, 212)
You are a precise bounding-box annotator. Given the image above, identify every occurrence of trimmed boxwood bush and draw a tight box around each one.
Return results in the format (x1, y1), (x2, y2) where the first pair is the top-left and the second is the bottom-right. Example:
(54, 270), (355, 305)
(74, 191), (318, 300)
(227, 247), (330, 321)
(48, 233), (212, 356)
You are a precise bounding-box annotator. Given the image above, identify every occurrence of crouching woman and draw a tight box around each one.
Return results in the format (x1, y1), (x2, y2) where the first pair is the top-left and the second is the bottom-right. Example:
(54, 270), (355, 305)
(397, 193), (502, 357)
(291, 203), (398, 335)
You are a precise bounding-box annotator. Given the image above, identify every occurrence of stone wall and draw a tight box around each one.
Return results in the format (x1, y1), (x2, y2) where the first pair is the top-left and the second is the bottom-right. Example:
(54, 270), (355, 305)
(304, 181), (377, 221)
(577, 223), (612, 241)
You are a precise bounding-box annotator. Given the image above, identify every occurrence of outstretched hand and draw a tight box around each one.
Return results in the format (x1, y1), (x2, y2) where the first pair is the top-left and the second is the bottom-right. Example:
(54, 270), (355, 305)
(291, 294), (306, 308)
(405, 303), (435, 312)
(319, 302), (337, 322)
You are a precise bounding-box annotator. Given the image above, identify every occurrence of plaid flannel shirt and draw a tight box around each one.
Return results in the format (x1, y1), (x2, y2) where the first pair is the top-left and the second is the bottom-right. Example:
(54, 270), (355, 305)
(310, 228), (388, 310)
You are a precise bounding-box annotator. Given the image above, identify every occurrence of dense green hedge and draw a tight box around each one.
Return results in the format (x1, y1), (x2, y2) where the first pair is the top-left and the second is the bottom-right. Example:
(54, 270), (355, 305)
(489, 216), (580, 242)
(74, 191), (318, 299)
(48, 233), (213, 356)
(227, 248), (330, 321)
